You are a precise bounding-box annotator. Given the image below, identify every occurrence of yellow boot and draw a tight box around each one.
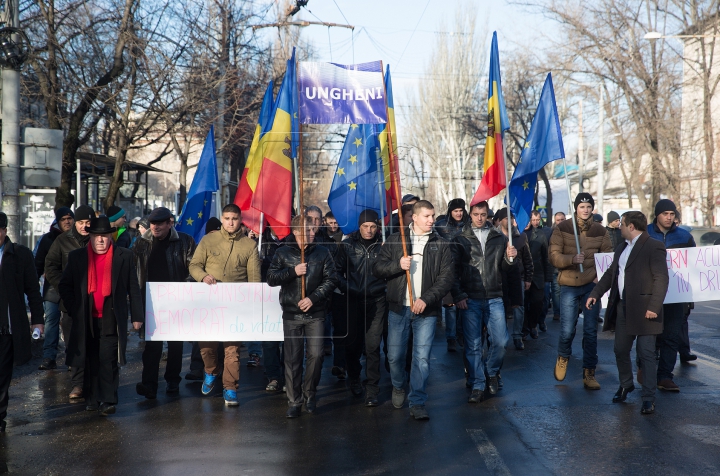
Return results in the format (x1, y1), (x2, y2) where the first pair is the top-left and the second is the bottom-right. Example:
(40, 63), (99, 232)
(583, 368), (601, 390)
(554, 356), (569, 381)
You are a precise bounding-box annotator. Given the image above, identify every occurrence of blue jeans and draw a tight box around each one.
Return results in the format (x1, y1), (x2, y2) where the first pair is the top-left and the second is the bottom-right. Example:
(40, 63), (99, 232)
(463, 298), (507, 390)
(387, 306), (436, 407)
(557, 283), (600, 369)
(443, 306), (457, 340)
(42, 301), (61, 360)
(247, 342), (262, 357)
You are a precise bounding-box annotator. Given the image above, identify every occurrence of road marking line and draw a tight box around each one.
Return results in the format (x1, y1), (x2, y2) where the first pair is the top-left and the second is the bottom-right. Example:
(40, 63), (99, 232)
(693, 351), (720, 372)
(699, 305), (720, 312)
(467, 429), (512, 476)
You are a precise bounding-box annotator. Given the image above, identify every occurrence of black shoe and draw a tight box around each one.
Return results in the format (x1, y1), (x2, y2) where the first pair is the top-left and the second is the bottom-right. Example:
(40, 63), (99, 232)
(680, 354), (697, 363)
(185, 371), (203, 381)
(612, 385), (635, 403)
(641, 401), (655, 415)
(0, 420), (5, 432)
(349, 379), (364, 396)
(530, 328), (539, 339)
(85, 403), (98, 411)
(286, 405), (302, 418)
(365, 394), (379, 407)
(331, 366), (347, 380)
(514, 338), (524, 350)
(488, 376), (499, 395)
(497, 372), (503, 389)
(38, 358), (57, 370)
(597, 317), (604, 323)
(447, 339), (458, 352)
(304, 399), (316, 414)
(468, 389), (485, 403)
(136, 382), (157, 400)
(98, 403), (116, 416)
(539, 322), (547, 332)
(166, 382), (180, 394)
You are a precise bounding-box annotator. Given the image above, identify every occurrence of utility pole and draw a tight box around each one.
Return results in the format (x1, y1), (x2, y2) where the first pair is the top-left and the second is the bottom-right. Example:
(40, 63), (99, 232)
(596, 87), (604, 215)
(0, 0), (21, 241)
(577, 99), (584, 193)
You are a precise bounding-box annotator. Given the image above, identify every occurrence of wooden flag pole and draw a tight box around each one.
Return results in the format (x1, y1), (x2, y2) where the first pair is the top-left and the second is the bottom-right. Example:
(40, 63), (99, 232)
(295, 55), (306, 299)
(381, 63), (413, 306)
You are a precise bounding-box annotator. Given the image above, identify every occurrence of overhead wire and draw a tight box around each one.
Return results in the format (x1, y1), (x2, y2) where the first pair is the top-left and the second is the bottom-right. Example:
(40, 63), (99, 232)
(395, 0), (432, 70)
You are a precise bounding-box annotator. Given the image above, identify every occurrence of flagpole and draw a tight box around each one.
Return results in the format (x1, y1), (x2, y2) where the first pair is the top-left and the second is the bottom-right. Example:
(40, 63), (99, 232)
(380, 62), (413, 305)
(295, 55), (306, 299)
(561, 157), (584, 273)
(258, 212), (264, 258)
(501, 137), (514, 263)
(375, 124), (386, 243)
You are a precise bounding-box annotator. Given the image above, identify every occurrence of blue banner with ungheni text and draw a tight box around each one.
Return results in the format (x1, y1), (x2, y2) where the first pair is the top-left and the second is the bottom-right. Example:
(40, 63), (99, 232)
(297, 61), (388, 125)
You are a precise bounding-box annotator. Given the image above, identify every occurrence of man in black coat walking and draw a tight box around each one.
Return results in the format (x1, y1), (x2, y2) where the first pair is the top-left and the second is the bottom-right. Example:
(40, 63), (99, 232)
(35, 207), (74, 370)
(524, 210), (553, 336)
(588, 211), (669, 414)
(0, 212), (45, 433)
(267, 215), (338, 418)
(58, 216), (143, 416)
(373, 200), (454, 421)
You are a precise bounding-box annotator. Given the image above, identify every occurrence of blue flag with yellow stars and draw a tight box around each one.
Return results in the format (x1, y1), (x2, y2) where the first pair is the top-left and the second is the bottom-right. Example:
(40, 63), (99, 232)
(327, 123), (384, 234)
(176, 126), (219, 243)
(508, 73), (565, 232)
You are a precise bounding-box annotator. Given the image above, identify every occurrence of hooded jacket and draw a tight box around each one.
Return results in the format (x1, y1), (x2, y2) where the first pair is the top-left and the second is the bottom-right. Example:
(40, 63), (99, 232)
(267, 235), (338, 318)
(372, 226), (454, 317)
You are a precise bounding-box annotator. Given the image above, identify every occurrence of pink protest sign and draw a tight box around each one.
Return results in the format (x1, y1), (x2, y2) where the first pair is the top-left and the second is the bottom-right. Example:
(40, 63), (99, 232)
(144, 282), (284, 342)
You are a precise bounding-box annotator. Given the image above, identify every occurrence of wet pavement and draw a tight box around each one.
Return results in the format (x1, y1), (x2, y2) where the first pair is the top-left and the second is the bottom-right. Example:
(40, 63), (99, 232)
(3, 303), (720, 475)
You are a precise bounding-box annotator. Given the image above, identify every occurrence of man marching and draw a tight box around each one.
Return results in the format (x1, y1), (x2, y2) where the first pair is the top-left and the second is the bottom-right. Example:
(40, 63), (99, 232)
(587, 211), (669, 414)
(58, 216), (143, 416)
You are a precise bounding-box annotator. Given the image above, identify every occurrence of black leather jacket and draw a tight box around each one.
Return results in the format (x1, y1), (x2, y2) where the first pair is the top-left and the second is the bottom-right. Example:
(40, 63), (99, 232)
(435, 215), (468, 240)
(451, 223), (514, 301)
(267, 235), (338, 319)
(335, 231), (385, 301)
(133, 228), (196, 301)
(372, 227), (454, 317)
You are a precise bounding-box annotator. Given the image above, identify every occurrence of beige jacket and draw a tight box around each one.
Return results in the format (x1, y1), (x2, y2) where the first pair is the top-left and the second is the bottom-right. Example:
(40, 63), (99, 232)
(189, 227), (261, 283)
(549, 218), (612, 286)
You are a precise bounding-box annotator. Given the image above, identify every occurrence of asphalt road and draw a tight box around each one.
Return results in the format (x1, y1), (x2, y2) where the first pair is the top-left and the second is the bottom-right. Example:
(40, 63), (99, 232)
(2, 303), (720, 475)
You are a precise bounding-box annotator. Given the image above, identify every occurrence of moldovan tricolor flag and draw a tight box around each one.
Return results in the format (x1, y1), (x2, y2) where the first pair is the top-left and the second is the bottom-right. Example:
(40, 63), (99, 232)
(377, 64), (400, 223)
(234, 81), (274, 234)
(470, 32), (511, 205)
(250, 51), (298, 239)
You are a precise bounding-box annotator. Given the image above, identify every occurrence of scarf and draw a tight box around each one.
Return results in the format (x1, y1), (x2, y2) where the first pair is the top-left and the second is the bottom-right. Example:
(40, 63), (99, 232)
(576, 215), (593, 233)
(88, 243), (113, 299)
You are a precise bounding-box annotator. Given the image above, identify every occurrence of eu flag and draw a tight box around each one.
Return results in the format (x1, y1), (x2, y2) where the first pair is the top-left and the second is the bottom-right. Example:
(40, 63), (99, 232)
(327, 123), (384, 234)
(508, 73), (565, 232)
(176, 126), (219, 243)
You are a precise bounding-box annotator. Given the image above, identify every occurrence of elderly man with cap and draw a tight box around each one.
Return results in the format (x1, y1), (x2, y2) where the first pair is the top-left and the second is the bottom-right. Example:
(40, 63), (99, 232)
(549, 192), (612, 389)
(333, 209), (387, 405)
(134, 207), (196, 399)
(106, 205), (132, 248)
(58, 216), (143, 416)
(647, 199), (696, 391)
(0, 212), (44, 432)
(44, 205), (95, 400)
(606, 211), (622, 251)
(35, 207), (74, 370)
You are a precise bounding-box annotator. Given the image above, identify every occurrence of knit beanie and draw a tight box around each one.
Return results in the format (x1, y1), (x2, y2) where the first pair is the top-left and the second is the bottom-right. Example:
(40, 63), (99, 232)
(358, 209), (379, 227)
(54, 206), (74, 222)
(106, 205), (125, 222)
(574, 193), (595, 210)
(654, 199), (676, 217)
(607, 211), (620, 223)
(74, 205), (95, 222)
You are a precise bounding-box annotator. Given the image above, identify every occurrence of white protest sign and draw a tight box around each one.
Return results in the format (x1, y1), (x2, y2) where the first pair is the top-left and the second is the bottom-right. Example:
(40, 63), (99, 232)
(145, 282), (284, 341)
(594, 245), (720, 304)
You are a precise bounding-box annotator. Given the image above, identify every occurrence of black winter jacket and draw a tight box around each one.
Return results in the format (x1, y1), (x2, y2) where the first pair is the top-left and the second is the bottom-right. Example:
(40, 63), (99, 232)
(435, 214), (469, 240)
(335, 231), (385, 300)
(133, 228), (196, 301)
(451, 223), (513, 301)
(35, 225), (64, 302)
(524, 226), (553, 289)
(267, 235), (338, 319)
(606, 226), (623, 251)
(372, 227), (454, 317)
(44, 227), (90, 312)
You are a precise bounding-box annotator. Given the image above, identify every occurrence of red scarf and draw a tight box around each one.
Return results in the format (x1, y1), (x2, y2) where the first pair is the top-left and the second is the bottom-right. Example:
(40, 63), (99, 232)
(88, 244), (113, 317)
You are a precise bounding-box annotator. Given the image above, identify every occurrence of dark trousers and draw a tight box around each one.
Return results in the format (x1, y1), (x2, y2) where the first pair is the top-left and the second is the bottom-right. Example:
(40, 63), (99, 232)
(283, 317), (324, 407)
(345, 297), (387, 394)
(657, 303), (684, 380)
(679, 305), (691, 355)
(141, 340), (183, 392)
(524, 283), (545, 331)
(63, 311), (84, 388)
(331, 294), (348, 370)
(85, 319), (120, 405)
(190, 342), (204, 373)
(614, 304), (657, 402)
(262, 341), (284, 382)
(0, 335), (13, 424)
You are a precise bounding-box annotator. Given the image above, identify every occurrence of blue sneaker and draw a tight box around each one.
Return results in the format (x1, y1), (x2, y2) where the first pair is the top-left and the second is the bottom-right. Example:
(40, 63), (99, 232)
(201, 373), (216, 395)
(223, 389), (239, 406)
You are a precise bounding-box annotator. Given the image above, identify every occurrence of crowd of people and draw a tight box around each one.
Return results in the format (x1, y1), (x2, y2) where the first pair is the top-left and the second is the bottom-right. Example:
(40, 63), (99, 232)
(0, 190), (700, 431)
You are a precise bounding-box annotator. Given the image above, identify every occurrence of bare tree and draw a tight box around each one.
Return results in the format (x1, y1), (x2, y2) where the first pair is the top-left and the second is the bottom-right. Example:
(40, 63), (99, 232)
(405, 5), (486, 207)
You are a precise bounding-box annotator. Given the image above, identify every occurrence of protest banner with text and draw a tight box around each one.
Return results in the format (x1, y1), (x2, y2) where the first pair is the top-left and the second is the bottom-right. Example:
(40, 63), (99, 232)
(595, 245), (720, 304)
(145, 282), (284, 342)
